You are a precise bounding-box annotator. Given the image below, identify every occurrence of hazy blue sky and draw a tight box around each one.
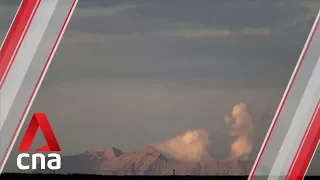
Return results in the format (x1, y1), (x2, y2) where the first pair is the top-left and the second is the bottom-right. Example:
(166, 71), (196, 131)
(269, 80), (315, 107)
(1, 0), (320, 174)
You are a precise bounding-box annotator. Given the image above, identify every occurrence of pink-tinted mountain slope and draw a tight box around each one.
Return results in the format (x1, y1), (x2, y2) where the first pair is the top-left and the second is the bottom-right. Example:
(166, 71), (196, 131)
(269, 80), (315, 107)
(49, 146), (254, 175)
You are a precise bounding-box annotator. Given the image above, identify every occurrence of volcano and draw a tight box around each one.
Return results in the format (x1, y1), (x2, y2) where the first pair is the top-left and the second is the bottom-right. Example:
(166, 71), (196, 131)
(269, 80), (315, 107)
(35, 146), (254, 175)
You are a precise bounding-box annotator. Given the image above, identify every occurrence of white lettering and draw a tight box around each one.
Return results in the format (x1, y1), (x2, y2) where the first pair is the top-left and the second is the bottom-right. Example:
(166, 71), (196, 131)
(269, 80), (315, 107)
(47, 153), (61, 170)
(17, 153), (29, 170)
(17, 153), (61, 170)
(31, 153), (46, 169)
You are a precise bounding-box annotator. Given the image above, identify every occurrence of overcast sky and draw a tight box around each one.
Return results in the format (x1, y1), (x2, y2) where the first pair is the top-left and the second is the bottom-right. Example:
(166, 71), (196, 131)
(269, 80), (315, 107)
(1, 0), (320, 174)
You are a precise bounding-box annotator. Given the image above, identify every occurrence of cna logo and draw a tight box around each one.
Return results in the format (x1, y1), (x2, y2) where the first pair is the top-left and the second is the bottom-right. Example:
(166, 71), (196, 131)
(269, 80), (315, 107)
(17, 113), (61, 171)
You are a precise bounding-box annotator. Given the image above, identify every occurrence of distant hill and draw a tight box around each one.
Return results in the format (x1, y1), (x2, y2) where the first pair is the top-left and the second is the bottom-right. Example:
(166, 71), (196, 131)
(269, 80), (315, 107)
(1, 173), (250, 180)
(33, 146), (254, 175)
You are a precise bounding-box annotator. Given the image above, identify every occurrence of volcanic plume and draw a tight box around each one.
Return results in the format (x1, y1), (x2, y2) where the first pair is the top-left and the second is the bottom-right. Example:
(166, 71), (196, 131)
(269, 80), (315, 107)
(153, 102), (253, 162)
(152, 129), (210, 162)
(224, 103), (253, 160)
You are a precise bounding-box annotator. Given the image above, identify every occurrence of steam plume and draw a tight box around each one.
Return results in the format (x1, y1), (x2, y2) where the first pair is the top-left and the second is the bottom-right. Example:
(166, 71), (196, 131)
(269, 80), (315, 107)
(153, 129), (210, 162)
(153, 102), (253, 162)
(224, 103), (253, 160)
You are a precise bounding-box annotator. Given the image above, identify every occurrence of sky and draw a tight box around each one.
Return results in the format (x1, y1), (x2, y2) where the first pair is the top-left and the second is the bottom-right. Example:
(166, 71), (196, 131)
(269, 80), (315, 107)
(1, 0), (320, 174)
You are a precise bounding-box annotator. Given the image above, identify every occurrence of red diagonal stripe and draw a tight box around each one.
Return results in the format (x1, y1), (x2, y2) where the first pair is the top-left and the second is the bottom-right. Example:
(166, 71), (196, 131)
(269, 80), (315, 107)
(0, 0), (40, 87)
(286, 99), (320, 180)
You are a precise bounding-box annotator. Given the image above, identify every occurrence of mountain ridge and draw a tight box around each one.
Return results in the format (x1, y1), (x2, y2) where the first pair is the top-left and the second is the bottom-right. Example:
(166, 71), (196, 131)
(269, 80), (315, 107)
(35, 146), (254, 175)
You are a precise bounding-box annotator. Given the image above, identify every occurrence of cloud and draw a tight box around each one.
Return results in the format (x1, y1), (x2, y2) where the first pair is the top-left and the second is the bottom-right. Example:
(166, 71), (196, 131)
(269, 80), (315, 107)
(155, 27), (272, 38)
(74, 4), (139, 18)
(153, 102), (256, 162)
(302, 0), (320, 13)
(62, 26), (273, 45)
(153, 129), (210, 162)
(62, 31), (145, 44)
(224, 103), (253, 160)
(67, 0), (310, 37)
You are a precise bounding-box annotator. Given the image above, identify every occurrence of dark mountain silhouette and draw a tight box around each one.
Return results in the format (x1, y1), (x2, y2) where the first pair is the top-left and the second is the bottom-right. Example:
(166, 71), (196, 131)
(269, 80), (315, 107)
(100, 146), (168, 175)
(57, 147), (125, 174)
(34, 146), (254, 175)
(1, 173), (252, 180)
